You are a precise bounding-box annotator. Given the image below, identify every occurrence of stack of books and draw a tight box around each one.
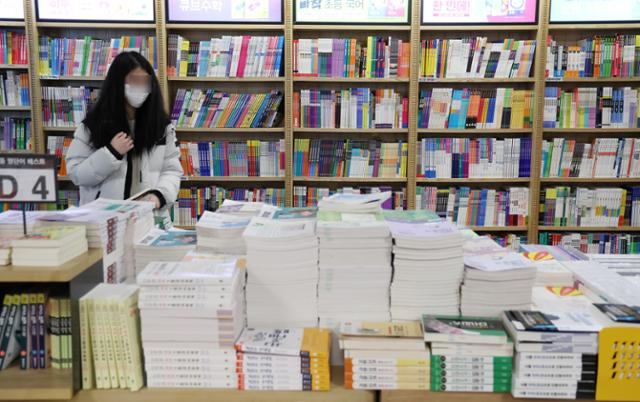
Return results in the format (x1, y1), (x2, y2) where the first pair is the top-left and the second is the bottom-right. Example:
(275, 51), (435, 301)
(1, 117), (32, 151)
(0, 30), (27, 65)
(418, 88), (534, 129)
(539, 232), (640, 254)
(137, 258), (244, 388)
(423, 315), (514, 393)
(0, 238), (11, 265)
(196, 211), (250, 255)
(41, 86), (100, 127)
(243, 217), (318, 327)
(461, 250), (536, 316)
(11, 226), (87, 267)
(167, 34), (284, 78)
(235, 328), (331, 391)
(293, 88), (408, 129)
(79, 284), (143, 390)
(293, 186), (406, 210)
(340, 321), (430, 390)
(134, 230), (197, 277)
(0, 71), (29, 106)
(387, 217), (464, 319)
(0, 210), (53, 237)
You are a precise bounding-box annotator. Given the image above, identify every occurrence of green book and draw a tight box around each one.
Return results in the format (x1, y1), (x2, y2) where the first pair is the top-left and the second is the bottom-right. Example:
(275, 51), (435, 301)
(422, 315), (509, 345)
(382, 209), (440, 223)
(431, 378), (511, 393)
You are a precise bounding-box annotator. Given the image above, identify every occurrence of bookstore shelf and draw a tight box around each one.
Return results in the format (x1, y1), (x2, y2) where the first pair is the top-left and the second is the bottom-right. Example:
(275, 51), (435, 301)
(0, 248), (101, 283)
(0, 22), (24, 28)
(42, 127), (76, 132)
(546, 77), (640, 83)
(294, 128), (409, 134)
(379, 390), (593, 402)
(35, 22), (157, 29)
(39, 76), (105, 81)
(293, 25), (411, 31)
(293, 177), (407, 183)
(419, 25), (538, 31)
(175, 128), (285, 133)
(294, 77), (411, 83)
(417, 178), (531, 184)
(0, 365), (73, 401)
(0, 64), (29, 69)
(181, 176), (285, 183)
(166, 24), (285, 31)
(548, 23), (640, 30)
(538, 226), (640, 232)
(167, 77), (285, 82)
(541, 178), (640, 184)
(0, 106), (31, 111)
(544, 128), (640, 134)
(417, 129), (534, 134)
(419, 78), (535, 84)
(468, 226), (529, 232)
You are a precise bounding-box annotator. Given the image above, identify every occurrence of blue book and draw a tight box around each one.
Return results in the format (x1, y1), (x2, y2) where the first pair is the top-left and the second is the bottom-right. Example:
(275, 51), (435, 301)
(274, 36), (285, 76)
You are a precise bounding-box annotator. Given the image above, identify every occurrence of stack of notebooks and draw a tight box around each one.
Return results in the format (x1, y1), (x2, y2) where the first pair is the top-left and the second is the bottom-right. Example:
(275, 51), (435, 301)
(137, 258), (244, 388)
(243, 217), (318, 327)
(461, 250), (537, 316)
(340, 321), (430, 390)
(79, 284), (143, 391)
(133, 229), (197, 277)
(386, 214), (464, 319)
(423, 315), (514, 393)
(235, 328), (331, 391)
(11, 226), (87, 267)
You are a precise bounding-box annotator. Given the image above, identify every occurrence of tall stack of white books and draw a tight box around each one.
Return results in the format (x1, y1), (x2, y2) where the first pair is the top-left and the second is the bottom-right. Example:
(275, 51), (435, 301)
(386, 213), (464, 319)
(243, 216), (318, 327)
(136, 258), (244, 388)
(134, 229), (197, 276)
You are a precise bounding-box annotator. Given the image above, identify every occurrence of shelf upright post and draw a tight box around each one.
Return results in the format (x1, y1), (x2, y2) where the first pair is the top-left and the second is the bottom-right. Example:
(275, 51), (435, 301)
(407, 0), (422, 209)
(284, 0), (294, 207)
(23, 0), (43, 153)
(155, 0), (169, 113)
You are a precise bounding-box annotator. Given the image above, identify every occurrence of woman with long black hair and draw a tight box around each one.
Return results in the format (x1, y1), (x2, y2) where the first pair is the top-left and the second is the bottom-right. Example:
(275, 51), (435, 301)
(66, 51), (182, 213)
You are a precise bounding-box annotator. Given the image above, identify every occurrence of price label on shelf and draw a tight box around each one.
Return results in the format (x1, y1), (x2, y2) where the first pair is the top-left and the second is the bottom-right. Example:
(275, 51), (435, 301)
(0, 154), (58, 203)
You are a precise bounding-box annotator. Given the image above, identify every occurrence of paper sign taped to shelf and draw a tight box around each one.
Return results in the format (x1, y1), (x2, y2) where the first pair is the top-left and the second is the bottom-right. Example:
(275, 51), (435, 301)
(0, 154), (58, 203)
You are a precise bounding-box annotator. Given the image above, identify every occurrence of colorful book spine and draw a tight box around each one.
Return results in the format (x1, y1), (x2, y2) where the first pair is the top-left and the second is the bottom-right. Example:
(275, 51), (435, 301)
(293, 88), (409, 129)
(418, 137), (531, 178)
(170, 89), (283, 129)
(416, 186), (530, 227)
(172, 186), (286, 226)
(293, 139), (408, 178)
(41, 86), (100, 127)
(539, 186), (640, 227)
(0, 117), (32, 151)
(539, 232), (640, 254)
(293, 186), (406, 210)
(0, 71), (30, 106)
(420, 38), (536, 79)
(167, 34), (284, 78)
(0, 30), (28, 65)
(46, 136), (73, 176)
(39, 35), (157, 77)
(488, 234), (526, 251)
(293, 37), (410, 78)
(418, 88), (534, 129)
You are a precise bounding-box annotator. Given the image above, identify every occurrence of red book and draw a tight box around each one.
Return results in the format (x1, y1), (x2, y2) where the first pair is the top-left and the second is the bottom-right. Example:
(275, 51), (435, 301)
(236, 36), (251, 77)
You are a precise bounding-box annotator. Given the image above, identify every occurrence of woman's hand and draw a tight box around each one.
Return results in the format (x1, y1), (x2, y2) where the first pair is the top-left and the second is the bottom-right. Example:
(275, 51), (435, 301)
(110, 132), (134, 156)
(138, 193), (161, 209)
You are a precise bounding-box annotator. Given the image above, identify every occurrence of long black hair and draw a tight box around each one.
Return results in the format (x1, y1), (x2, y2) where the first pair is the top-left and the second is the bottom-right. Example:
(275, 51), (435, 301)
(83, 51), (169, 154)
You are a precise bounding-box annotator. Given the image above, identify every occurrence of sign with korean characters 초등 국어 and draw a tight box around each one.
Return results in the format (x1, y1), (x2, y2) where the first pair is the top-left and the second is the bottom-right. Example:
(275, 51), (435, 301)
(295, 0), (410, 24)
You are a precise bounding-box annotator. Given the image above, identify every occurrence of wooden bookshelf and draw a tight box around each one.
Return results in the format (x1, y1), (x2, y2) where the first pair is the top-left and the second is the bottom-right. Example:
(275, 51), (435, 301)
(293, 24), (410, 31)
(417, 129), (533, 134)
(42, 126), (76, 132)
(468, 226), (529, 232)
(181, 176), (286, 183)
(294, 128), (409, 134)
(0, 106), (31, 111)
(541, 177), (640, 184)
(0, 21), (25, 28)
(548, 23), (640, 30)
(175, 127), (285, 133)
(420, 25), (538, 31)
(546, 77), (640, 83)
(0, 365), (73, 401)
(35, 22), (156, 29)
(168, 76), (285, 82)
(419, 78), (535, 84)
(0, 248), (102, 282)
(544, 128), (640, 133)
(417, 178), (530, 184)
(538, 226), (640, 232)
(294, 77), (410, 83)
(0, 64), (29, 69)
(294, 177), (407, 183)
(39, 76), (105, 81)
(166, 23), (285, 31)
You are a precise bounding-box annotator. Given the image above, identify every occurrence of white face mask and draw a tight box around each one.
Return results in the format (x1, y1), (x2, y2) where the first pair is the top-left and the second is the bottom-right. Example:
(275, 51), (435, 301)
(124, 83), (150, 108)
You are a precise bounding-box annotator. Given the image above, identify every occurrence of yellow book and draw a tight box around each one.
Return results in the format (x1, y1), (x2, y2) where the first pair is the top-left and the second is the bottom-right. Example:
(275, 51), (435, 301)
(79, 297), (93, 389)
(179, 38), (190, 77)
(236, 328), (331, 360)
(108, 297), (126, 388)
(119, 288), (144, 391)
(241, 93), (266, 128)
(97, 297), (117, 388)
(366, 36), (373, 78)
(49, 298), (60, 369)
(64, 299), (72, 370)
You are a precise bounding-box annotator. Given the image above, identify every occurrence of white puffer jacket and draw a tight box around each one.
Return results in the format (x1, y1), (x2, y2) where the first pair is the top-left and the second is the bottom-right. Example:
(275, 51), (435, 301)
(65, 123), (183, 210)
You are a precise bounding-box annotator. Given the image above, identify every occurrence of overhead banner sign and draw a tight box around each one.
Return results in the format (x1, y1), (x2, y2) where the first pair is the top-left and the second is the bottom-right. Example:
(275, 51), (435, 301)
(422, 0), (538, 24)
(295, 0), (410, 24)
(36, 0), (155, 22)
(550, 0), (640, 23)
(0, 0), (24, 20)
(167, 0), (283, 23)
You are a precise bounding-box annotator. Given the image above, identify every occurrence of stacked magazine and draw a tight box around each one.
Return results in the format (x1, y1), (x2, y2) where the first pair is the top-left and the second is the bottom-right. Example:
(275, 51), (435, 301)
(134, 229), (197, 276)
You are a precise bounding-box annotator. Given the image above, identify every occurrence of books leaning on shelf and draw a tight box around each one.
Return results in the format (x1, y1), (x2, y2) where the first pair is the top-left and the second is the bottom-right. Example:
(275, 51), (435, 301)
(293, 186), (406, 210)
(293, 37), (410, 79)
(179, 140), (285, 178)
(539, 186), (640, 227)
(0, 71), (29, 107)
(10, 226), (88, 267)
(539, 232), (640, 255)
(133, 229), (197, 277)
(340, 321), (430, 390)
(420, 38), (536, 80)
(546, 34), (640, 79)
(46, 136), (72, 175)
(1, 117), (32, 151)
(235, 327), (331, 391)
(490, 234), (526, 251)
(422, 315), (513, 393)
(293, 139), (407, 178)
(543, 86), (639, 129)
(170, 89), (283, 129)
(293, 88), (408, 129)
(79, 284), (143, 391)
(39, 35), (158, 78)
(417, 137), (531, 179)
(167, 34), (283, 78)
(419, 88), (533, 129)
(541, 138), (640, 178)
(415, 186), (529, 228)
(41, 86), (100, 128)
(0, 30), (27, 65)
(137, 257), (244, 388)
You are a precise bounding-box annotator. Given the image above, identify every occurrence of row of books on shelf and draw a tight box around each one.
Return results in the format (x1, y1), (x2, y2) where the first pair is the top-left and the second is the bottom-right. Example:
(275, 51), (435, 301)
(0, 117), (31, 151)
(46, 136), (72, 175)
(415, 186), (529, 228)
(417, 137), (531, 179)
(0, 72), (29, 107)
(293, 89), (408, 129)
(178, 140), (285, 178)
(293, 37), (410, 79)
(0, 293), (71, 371)
(540, 186), (640, 227)
(41, 86), (100, 128)
(293, 139), (407, 178)
(38, 36), (158, 78)
(420, 38), (536, 80)
(0, 31), (27, 66)
(541, 138), (640, 178)
(168, 35), (283, 78)
(544, 86), (639, 129)
(546, 34), (640, 79)
(539, 232), (640, 254)
(419, 88), (533, 129)
(170, 89), (283, 129)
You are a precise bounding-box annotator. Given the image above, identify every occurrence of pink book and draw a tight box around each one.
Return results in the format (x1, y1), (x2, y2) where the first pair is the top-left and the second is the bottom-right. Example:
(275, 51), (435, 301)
(236, 36), (251, 77)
